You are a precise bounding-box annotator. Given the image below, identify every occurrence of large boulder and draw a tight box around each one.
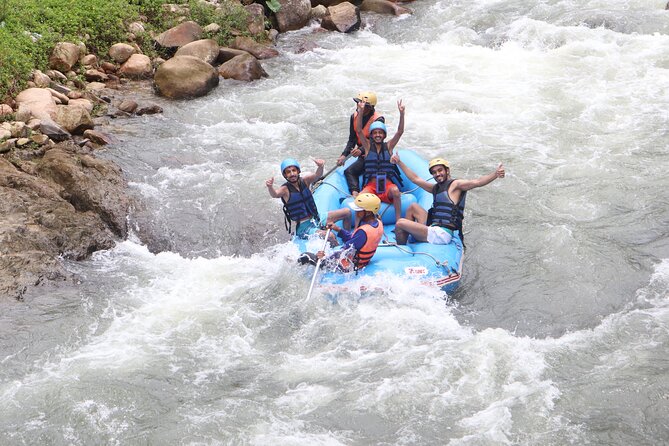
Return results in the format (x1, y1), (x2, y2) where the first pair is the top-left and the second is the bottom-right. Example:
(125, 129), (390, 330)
(174, 39), (220, 65)
(321, 2), (361, 33)
(275, 0), (312, 32)
(154, 55), (220, 99)
(0, 141), (130, 300)
(218, 54), (268, 81)
(109, 43), (137, 64)
(36, 146), (129, 237)
(230, 37), (279, 60)
(360, 0), (412, 15)
(51, 105), (94, 135)
(245, 4), (266, 35)
(218, 47), (251, 64)
(48, 42), (81, 72)
(15, 88), (57, 121)
(119, 54), (153, 79)
(154, 21), (204, 50)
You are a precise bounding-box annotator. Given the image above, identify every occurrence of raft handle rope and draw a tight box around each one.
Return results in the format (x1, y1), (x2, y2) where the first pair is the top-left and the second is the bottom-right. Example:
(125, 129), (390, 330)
(378, 241), (448, 267)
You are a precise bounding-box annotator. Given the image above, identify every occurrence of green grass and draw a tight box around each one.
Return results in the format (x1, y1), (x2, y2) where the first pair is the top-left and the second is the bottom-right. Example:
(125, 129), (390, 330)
(0, 0), (253, 101)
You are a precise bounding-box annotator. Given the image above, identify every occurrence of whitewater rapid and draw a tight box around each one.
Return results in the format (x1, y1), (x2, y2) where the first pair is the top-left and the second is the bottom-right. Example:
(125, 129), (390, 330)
(2, 0), (669, 444)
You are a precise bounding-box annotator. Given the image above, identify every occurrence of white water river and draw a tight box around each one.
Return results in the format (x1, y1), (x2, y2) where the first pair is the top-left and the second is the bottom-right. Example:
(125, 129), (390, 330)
(2, 0), (669, 444)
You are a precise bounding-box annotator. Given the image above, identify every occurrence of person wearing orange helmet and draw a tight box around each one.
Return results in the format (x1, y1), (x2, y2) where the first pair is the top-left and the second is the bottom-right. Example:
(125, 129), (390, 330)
(337, 91), (385, 196)
(390, 154), (505, 245)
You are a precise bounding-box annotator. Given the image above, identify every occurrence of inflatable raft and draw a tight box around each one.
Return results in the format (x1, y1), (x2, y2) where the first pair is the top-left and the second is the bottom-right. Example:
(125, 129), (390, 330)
(293, 149), (464, 295)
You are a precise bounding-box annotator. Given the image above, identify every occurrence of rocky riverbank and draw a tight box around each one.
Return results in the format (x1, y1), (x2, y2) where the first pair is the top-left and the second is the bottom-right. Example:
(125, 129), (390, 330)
(0, 0), (410, 300)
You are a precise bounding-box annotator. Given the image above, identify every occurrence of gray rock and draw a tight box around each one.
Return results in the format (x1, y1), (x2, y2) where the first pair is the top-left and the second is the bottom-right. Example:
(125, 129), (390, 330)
(153, 55), (219, 99)
(40, 120), (71, 142)
(154, 21), (204, 50)
(218, 54), (269, 81)
(0, 141), (130, 299)
(321, 2), (361, 32)
(230, 37), (279, 60)
(48, 42), (80, 72)
(175, 39), (220, 65)
(275, 0), (312, 32)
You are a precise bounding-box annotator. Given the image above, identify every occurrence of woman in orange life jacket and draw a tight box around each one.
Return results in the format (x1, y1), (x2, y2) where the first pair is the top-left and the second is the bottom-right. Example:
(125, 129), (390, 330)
(336, 91), (385, 196)
(266, 157), (325, 239)
(356, 98), (405, 223)
(298, 193), (384, 273)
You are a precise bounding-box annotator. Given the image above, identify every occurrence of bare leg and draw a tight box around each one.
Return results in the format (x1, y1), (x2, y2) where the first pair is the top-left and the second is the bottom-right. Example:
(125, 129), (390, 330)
(389, 186), (402, 223)
(395, 219), (430, 245)
(405, 203), (428, 224)
(394, 204), (428, 245)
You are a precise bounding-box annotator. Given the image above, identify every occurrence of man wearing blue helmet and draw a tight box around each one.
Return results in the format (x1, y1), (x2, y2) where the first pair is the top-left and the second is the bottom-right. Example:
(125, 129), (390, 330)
(356, 98), (405, 222)
(337, 91), (385, 196)
(266, 157), (325, 238)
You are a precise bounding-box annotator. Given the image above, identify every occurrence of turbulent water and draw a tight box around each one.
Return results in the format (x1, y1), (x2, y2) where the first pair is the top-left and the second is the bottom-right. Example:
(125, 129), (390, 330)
(2, 1), (669, 444)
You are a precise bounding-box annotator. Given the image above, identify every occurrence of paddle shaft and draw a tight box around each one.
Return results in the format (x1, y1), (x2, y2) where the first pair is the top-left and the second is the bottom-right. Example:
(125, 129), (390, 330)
(312, 154), (352, 186)
(304, 228), (332, 303)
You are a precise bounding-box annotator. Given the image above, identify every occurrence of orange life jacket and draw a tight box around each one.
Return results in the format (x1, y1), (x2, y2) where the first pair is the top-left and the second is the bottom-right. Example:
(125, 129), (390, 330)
(340, 218), (384, 270)
(354, 111), (382, 147)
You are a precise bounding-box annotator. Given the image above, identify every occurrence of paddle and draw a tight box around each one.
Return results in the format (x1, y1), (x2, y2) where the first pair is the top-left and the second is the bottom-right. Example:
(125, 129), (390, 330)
(304, 227), (332, 303)
(311, 155), (352, 191)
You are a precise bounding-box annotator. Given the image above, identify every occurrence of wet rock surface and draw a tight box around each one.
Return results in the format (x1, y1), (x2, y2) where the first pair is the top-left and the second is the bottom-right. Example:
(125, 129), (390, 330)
(0, 141), (130, 300)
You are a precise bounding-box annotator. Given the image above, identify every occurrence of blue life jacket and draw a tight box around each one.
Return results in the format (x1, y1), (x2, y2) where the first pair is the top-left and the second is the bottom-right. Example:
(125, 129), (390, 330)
(362, 142), (403, 186)
(281, 178), (320, 233)
(427, 179), (466, 232)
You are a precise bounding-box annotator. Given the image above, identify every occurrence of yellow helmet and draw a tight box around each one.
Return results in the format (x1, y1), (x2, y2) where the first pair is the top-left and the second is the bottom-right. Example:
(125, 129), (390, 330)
(348, 193), (381, 214)
(355, 91), (378, 106)
(428, 158), (449, 172)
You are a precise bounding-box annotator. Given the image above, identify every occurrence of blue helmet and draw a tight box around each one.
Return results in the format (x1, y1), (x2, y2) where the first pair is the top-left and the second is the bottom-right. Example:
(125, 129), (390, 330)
(369, 121), (387, 136)
(280, 158), (301, 175)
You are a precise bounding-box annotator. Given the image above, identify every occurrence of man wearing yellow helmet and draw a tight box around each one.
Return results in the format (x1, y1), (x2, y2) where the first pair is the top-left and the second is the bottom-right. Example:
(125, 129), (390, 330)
(390, 153), (505, 245)
(298, 193), (384, 272)
(337, 91), (385, 196)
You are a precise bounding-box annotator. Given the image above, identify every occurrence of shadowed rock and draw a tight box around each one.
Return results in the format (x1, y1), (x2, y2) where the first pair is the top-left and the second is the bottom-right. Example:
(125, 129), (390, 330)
(321, 2), (361, 33)
(360, 0), (412, 15)
(1, 141), (129, 300)
(218, 54), (269, 81)
(48, 42), (80, 72)
(230, 37), (279, 60)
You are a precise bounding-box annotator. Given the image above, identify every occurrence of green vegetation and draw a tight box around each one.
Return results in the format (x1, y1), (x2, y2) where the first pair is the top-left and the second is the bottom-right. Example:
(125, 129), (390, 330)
(0, 0), (253, 101)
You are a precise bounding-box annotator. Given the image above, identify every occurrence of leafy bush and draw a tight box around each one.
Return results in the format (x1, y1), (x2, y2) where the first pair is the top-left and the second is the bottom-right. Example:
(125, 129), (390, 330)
(0, 0), (257, 101)
(189, 0), (251, 46)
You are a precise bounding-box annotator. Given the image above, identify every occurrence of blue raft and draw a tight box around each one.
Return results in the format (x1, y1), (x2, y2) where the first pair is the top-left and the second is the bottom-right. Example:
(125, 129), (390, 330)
(293, 149), (464, 294)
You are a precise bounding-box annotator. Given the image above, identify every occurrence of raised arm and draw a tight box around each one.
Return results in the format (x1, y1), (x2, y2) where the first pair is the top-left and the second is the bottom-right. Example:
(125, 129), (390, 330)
(338, 115), (357, 165)
(266, 177), (289, 200)
(386, 99), (405, 152)
(355, 101), (371, 155)
(453, 163), (505, 192)
(391, 153), (433, 193)
(302, 158), (325, 186)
